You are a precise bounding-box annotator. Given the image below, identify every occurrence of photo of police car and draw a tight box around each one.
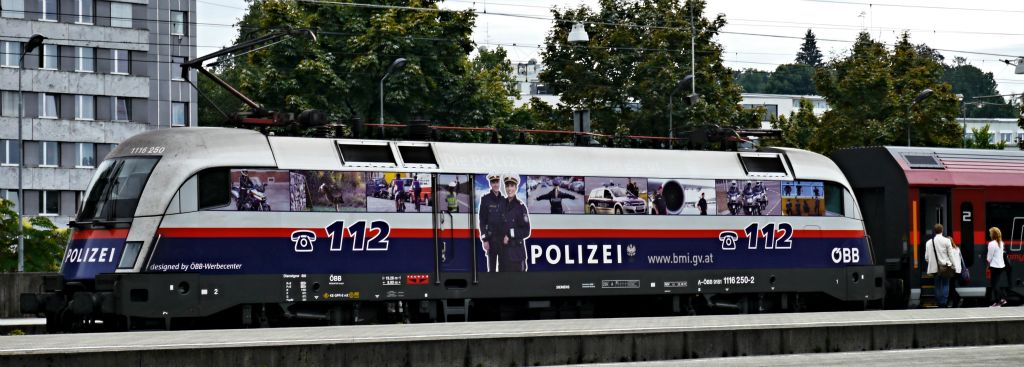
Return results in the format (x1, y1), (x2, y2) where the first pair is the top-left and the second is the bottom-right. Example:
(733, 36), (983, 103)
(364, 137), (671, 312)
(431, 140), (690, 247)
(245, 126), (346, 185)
(586, 182), (647, 215)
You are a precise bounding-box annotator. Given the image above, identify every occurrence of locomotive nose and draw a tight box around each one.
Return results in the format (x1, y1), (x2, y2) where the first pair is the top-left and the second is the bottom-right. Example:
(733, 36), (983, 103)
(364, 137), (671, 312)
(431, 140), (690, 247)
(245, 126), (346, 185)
(663, 180), (685, 214)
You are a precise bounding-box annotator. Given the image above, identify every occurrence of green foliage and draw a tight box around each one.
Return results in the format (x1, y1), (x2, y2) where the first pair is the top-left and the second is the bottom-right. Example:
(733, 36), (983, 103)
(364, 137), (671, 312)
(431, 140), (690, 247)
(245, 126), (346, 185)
(809, 32), (961, 155)
(964, 124), (1007, 150)
(768, 64), (816, 95)
(0, 199), (68, 272)
(198, 0), (517, 135)
(539, 0), (748, 139)
(943, 57), (1015, 119)
(734, 64), (816, 95)
(770, 99), (819, 150)
(795, 29), (823, 67)
(733, 68), (770, 93)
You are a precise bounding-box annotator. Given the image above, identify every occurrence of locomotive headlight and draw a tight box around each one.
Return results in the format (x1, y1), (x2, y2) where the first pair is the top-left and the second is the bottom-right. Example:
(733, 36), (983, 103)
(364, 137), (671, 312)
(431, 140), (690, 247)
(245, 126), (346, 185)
(118, 241), (143, 269)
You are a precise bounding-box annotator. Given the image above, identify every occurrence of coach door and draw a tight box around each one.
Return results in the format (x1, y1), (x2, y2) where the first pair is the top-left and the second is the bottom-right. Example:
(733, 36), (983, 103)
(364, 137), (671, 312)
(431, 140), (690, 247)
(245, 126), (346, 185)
(434, 174), (475, 284)
(919, 190), (950, 270)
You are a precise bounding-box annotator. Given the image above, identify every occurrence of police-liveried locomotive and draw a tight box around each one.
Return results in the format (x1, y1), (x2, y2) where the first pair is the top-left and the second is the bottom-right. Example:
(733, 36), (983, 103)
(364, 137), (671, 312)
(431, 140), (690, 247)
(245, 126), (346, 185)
(22, 127), (884, 331)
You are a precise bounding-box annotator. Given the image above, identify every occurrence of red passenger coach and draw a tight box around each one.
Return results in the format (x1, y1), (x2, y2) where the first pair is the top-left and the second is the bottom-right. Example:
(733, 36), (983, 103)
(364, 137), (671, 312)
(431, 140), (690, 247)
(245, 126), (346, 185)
(833, 147), (1024, 307)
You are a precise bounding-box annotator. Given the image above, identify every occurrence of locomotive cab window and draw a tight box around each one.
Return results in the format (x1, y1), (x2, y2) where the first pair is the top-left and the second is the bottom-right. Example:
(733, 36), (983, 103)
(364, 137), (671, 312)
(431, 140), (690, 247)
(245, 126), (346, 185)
(77, 157), (159, 224)
(824, 181), (845, 217)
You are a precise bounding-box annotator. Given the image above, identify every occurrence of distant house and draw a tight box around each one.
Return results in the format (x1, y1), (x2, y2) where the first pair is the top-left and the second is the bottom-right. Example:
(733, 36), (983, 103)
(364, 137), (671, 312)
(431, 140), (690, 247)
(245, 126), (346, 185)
(739, 93), (828, 129)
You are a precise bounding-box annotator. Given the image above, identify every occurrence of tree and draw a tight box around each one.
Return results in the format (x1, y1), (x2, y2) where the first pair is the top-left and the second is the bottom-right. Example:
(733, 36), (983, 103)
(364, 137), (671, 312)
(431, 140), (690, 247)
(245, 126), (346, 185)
(0, 200), (68, 272)
(943, 57), (1016, 118)
(964, 124), (1006, 149)
(734, 68), (771, 93)
(539, 0), (753, 143)
(770, 98), (818, 150)
(198, 0), (517, 139)
(795, 29), (823, 67)
(767, 64), (816, 95)
(809, 32), (961, 155)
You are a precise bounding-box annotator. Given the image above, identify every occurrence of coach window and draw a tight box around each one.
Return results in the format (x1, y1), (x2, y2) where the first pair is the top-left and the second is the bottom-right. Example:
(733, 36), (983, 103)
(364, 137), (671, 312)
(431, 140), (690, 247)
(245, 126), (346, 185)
(197, 168), (230, 210)
(986, 202), (1024, 252)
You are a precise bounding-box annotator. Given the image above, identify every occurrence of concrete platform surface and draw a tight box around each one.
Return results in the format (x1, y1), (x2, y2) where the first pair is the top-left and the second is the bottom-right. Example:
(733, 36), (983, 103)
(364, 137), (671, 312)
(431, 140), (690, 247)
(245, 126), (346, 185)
(576, 344), (1024, 366)
(1, 307), (1022, 355)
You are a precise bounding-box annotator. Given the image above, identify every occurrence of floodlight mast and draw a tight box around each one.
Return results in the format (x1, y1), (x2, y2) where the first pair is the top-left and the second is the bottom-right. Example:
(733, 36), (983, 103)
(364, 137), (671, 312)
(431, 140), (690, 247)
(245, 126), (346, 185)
(180, 29), (318, 126)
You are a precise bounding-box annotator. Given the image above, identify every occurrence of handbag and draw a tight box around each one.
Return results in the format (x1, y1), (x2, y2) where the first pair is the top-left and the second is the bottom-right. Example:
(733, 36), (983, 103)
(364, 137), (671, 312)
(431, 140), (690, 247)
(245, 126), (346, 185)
(932, 236), (956, 279)
(959, 251), (971, 284)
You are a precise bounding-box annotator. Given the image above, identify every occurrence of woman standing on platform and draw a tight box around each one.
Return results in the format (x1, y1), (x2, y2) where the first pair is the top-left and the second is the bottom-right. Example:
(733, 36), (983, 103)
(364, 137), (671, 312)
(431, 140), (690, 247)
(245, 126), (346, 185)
(948, 240), (963, 307)
(987, 227), (1008, 307)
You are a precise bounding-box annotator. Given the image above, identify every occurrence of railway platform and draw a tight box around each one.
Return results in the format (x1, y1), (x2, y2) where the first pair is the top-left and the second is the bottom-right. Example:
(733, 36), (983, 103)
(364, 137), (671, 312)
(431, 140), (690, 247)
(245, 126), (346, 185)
(2, 307), (1024, 366)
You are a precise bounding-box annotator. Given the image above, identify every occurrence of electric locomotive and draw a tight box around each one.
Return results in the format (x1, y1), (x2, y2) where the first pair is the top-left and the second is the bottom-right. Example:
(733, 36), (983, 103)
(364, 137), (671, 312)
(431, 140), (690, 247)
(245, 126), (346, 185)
(22, 127), (883, 330)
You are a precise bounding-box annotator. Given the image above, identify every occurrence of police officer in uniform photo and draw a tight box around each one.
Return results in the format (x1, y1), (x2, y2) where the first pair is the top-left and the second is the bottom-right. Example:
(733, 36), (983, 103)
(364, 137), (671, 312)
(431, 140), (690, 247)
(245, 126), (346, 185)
(479, 174), (506, 272)
(502, 175), (531, 272)
(534, 178), (577, 214)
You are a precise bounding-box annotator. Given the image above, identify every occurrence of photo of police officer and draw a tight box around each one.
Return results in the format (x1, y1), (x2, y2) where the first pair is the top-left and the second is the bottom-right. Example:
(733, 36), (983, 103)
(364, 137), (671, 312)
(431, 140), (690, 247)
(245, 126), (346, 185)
(475, 173), (531, 272)
(646, 179), (716, 215)
(225, 169), (290, 211)
(527, 176), (584, 214)
(501, 175), (531, 272)
(437, 174), (471, 213)
(782, 181), (824, 216)
(715, 179), (782, 216)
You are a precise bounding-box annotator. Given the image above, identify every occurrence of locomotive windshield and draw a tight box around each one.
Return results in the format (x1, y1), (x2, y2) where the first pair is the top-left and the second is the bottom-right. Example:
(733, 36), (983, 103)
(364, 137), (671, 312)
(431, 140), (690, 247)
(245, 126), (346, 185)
(76, 157), (159, 224)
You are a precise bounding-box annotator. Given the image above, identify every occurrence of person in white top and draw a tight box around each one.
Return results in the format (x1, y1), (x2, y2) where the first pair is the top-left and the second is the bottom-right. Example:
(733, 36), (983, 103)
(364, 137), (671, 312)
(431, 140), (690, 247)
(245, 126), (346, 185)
(986, 227), (1007, 307)
(948, 240), (964, 307)
(924, 223), (955, 307)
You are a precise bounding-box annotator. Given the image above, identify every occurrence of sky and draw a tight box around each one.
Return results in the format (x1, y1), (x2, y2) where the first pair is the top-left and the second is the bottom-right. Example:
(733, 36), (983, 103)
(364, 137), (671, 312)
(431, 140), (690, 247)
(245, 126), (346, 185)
(196, 0), (1024, 99)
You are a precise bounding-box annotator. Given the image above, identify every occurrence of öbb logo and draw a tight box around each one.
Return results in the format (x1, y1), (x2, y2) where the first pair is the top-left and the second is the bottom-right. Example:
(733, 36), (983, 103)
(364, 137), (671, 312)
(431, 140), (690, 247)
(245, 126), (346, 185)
(831, 247), (860, 264)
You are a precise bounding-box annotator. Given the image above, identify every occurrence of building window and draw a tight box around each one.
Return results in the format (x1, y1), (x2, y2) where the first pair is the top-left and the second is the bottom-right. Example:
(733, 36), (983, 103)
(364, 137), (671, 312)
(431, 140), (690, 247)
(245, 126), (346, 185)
(39, 190), (59, 215)
(1, 0), (25, 18)
(2, 91), (20, 117)
(75, 142), (95, 167)
(1, 189), (18, 212)
(112, 49), (129, 74)
(75, 95), (94, 120)
(39, 0), (57, 21)
(40, 44), (58, 70)
(1, 41), (20, 67)
(40, 141), (59, 167)
(110, 2), (132, 28)
(75, 47), (94, 72)
(171, 11), (186, 35)
(172, 102), (187, 127)
(1, 139), (20, 166)
(76, 0), (93, 24)
(38, 93), (58, 118)
(113, 97), (130, 121)
(1001, 133), (1012, 143)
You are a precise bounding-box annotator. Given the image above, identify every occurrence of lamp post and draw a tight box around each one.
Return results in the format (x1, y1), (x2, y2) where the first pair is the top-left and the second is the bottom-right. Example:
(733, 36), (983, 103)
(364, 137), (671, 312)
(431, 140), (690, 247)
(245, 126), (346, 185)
(17, 34), (46, 272)
(907, 88), (934, 147)
(668, 75), (694, 149)
(567, 22), (589, 145)
(957, 94), (966, 148)
(379, 57), (407, 139)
